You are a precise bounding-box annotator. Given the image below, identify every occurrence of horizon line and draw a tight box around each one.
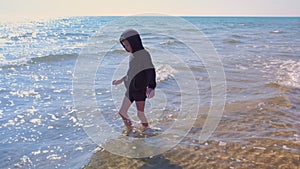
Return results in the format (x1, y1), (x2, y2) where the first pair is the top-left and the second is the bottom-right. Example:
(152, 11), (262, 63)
(1, 14), (299, 21)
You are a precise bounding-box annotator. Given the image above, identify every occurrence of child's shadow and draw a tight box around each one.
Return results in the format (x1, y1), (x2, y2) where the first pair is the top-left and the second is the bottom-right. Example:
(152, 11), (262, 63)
(139, 156), (182, 169)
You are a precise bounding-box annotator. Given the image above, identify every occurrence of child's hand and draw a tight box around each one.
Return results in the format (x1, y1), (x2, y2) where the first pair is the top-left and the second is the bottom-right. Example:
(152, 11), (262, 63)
(112, 79), (122, 85)
(146, 88), (155, 98)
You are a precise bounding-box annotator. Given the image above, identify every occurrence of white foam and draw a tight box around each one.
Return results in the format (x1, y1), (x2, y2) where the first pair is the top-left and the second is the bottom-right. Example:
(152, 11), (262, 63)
(264, 59), (300, 89)
(75, 146), (83, 151)
(48, 113), (59, 120)
(14, 155), (33, 168)
(0, 57), (30, 67)
(53, 89), (62, 93)
(27, 106), (38, 115)
(10, 89), (41, 99)
(69, 116), (77, 123)
(277, 60), (300, 89)
(31, 150), (41, 155)
(30, 118), (42, 125)
(16, 114), (24, 118)
(159, 39), (177, 45)
(42, 150), (49, 153)
(31, 74), (48, 81)
(156, 64), (177, 83)
(270, 30), (282, 34)
(31, 75), (39, 81)
(46, 154), (62, 160)
(8, 119), (15, 125)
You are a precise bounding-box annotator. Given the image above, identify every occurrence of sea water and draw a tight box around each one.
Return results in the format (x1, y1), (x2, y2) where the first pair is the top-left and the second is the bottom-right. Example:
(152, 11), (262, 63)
(0, 16), (299, 168)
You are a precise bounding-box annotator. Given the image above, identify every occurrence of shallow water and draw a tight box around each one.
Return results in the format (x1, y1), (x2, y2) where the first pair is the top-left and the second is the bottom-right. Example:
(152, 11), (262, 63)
(0, 16), (300, 168)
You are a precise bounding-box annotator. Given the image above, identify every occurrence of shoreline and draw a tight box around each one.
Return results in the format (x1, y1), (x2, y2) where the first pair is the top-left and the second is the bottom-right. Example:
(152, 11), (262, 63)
(83, 138), (300, 169)
(83, 98), (300, 168)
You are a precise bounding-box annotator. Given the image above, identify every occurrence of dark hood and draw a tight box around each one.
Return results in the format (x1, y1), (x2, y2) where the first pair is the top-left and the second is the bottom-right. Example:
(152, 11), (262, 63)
(119, 29), (144, 53)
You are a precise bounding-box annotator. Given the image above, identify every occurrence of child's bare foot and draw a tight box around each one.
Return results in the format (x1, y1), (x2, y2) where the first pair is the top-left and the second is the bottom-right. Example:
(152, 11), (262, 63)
(122, 127), (133, 136)
(138, 124), (149, 133)
(140, 123), (149, 131)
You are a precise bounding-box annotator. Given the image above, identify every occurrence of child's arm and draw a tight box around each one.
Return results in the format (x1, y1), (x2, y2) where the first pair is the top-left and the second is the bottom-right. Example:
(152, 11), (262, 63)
(112, 75), (127, 85)
(145, 68), (156, 89)
(145, 68), (156, 98)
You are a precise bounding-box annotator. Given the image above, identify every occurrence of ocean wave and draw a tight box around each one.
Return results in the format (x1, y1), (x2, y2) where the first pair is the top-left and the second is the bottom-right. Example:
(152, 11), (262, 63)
(227, 39), (240, 44)
(269, 59), (300, 89)
(8, 32), (38, 41)
(159, 40), (181, 46)
(64, 32), (89, 37)
(156, 64), (177, 83)
(277, 60), (300, 89)
(0, 54), (78, 69)
(0, 57), (30, 68)
(107, 49), (126, 55)
(270, 30), (283, 34)
(10, 89), (41, 99)
(231, 34), (246, 39)
(30, 54), (78, 63)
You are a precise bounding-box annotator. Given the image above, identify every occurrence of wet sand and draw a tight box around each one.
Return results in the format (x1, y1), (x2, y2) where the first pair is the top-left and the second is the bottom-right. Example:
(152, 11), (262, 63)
(84, 138), (299, 169)
(84, 95), (300, 169)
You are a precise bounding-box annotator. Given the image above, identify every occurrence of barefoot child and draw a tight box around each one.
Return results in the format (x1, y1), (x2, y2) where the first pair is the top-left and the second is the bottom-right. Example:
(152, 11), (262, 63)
(112, 29), (156, 134)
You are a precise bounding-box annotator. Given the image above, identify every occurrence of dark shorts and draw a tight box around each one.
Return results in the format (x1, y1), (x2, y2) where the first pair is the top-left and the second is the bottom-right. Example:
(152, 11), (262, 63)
(125, 90), (146, 102)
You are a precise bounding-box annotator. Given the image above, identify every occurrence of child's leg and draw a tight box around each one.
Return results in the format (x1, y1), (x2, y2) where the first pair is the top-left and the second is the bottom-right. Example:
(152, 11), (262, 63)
(118, 96), (132, 128)
(135, 101), (149, 128)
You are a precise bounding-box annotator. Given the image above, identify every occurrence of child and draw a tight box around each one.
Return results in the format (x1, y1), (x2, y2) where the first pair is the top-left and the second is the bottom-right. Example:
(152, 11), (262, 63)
(112, 29), (156, 135)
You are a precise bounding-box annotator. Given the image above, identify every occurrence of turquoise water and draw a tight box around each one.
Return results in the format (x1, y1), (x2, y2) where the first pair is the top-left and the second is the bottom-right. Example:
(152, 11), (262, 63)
(0, 17), (299, 168)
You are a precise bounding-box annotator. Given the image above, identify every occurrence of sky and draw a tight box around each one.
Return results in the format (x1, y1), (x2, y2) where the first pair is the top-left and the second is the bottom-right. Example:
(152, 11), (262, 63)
(0, 0), (299, 19)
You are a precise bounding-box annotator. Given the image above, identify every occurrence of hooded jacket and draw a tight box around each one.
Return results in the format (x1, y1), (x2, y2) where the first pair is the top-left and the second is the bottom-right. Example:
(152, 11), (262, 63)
(120, 29), (156, 92)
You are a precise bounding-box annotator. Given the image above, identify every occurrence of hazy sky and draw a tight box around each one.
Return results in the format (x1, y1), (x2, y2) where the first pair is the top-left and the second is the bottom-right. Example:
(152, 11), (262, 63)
(1, 0), (299, 19)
